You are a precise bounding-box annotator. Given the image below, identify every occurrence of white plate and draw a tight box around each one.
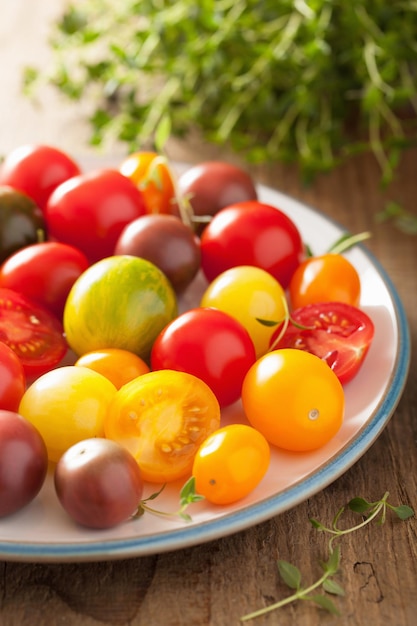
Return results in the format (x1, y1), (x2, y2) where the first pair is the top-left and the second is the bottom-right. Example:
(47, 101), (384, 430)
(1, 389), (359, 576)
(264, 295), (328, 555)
(0, 182), (410, 562)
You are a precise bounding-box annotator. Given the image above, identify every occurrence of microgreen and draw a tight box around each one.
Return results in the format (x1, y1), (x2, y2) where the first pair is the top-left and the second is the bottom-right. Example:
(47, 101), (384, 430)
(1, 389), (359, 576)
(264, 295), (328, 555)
(136, 476), (204, 522)
(240, 492), (414, 621)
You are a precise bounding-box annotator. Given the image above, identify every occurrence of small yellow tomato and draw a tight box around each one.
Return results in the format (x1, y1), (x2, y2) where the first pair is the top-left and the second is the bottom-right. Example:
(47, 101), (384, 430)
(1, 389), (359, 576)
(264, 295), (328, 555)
(74, 348), (150, 389)
(192, 424), (270, 505)
(201, 265), (287, 358)
(18, 366), (117, 462)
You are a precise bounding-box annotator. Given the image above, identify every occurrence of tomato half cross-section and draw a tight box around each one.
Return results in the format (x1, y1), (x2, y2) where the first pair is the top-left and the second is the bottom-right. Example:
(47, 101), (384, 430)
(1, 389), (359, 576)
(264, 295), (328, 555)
(105, 370), (221, 483)
(272, 302), (375, 384)
(0, 288), (67, 379)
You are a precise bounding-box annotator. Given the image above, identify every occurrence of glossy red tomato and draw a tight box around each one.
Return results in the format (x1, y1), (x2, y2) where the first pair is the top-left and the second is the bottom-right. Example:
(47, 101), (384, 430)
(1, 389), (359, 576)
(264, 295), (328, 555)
(45, 169), (147, 263)
(0, 288), (67, 379)
(0, 410), (48, 517)
(0, 241), (90, 319)
(151, 307), (257, 407)
(0, 144), (81, 211)
(200, 201), (304, 288)
(0, 342), (26, 411)
(272, 302), (375, 384)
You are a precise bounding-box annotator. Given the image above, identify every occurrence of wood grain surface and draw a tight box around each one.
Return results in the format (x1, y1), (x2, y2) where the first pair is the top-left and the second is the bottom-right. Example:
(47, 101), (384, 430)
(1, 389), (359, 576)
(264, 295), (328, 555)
(1, 3), (416, 625)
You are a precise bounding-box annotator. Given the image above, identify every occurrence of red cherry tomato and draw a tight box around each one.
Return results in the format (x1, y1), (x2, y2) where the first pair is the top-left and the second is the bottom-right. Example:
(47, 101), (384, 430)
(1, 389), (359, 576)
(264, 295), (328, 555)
(200, 201), (304, 288)
(45, 169), (147, 263)
(0, 342), (26, 411)
(0, 144), (81, 211)
(0, 288), (67, 379)
(151, 307), (257, 407)
(272, 302), (375, 384)
(0, 241), (90, 319)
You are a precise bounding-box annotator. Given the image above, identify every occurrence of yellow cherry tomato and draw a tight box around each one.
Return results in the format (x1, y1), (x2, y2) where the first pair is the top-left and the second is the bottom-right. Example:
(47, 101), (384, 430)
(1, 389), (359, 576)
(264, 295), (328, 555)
(18, 366), (117, 462)
(74, 348), (150, 389)
(200, 265), (287, 358)
(104, 369), (221, 483)
(119, 151), (177, 215)
(193, 424), (270, 505)
(241, 349), (345, 452)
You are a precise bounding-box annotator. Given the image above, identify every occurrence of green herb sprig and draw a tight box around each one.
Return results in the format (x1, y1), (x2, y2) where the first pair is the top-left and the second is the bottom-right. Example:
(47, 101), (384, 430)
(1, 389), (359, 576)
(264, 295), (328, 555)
(240, 492), (414, 621)
(24, 0), (417, 188)
(136, 476), (204, 523)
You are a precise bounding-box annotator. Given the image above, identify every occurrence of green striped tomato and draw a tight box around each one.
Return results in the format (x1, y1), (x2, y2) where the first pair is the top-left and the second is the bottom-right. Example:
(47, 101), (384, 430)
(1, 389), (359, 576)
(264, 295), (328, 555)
(63, 255), (178, 361)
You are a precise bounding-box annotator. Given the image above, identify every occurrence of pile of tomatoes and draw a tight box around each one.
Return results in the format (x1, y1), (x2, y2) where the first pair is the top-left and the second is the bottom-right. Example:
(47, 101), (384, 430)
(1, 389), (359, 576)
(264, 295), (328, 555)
(0, 144), (375, 529)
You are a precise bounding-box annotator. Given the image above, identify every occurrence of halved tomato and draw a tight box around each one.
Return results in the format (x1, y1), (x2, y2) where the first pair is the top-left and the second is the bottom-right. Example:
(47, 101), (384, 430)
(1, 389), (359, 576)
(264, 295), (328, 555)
(0, 288), (67, 379)
(105, 369), (221, 483)
(271, 302), (374, 384)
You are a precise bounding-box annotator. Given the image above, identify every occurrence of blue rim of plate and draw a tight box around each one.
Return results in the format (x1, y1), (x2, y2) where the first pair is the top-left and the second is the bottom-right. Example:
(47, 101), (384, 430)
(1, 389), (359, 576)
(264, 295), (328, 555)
(0, 188), (410, 562)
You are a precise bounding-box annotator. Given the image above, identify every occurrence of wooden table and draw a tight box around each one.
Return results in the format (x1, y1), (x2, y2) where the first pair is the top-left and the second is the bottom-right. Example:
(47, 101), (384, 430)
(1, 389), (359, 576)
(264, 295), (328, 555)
(1, 3), (416, 625)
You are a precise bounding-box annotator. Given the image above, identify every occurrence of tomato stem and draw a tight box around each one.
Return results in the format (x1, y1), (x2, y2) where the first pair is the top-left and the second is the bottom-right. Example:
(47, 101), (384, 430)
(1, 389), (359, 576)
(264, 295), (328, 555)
(326, 231), (371, 256)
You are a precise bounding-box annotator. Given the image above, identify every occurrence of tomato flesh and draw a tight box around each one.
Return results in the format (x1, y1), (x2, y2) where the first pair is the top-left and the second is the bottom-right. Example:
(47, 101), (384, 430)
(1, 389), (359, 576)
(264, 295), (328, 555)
(105, 370), (221, 483)
(0, 288), (67, 378)
(273, 302), (375, 384)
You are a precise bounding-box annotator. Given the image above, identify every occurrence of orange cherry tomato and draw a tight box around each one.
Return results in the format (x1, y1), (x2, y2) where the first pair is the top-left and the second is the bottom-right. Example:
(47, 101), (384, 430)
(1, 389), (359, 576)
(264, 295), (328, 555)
(241, 349), (345, 452)
(74, 348), (150, 389)
(289, 253), (361, 310)
(104, 370), (221, 483)
(192, 424), (270, 505)
(119, 151), (177, 215)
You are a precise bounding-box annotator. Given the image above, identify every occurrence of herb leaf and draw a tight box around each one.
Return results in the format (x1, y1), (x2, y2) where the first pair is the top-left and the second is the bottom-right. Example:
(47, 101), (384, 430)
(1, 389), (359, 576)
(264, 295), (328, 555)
(278, 560), (302, 590)
(241, 493), (414, 621)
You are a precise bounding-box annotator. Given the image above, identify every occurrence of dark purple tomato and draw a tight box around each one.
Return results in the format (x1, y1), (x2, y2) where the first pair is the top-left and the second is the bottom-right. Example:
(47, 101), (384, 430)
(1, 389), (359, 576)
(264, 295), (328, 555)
(177, 161), (258, 234)
(0, 410), (48, 517)
(54, 438), (144, 529)
(0, 186), (46, 263)
(114, 214), (201, 293)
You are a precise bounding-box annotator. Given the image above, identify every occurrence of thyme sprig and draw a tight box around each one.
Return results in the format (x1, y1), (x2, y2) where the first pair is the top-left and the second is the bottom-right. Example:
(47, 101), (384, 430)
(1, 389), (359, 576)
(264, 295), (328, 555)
(136, 477), (204, 523)
(241, 492), (414, 621)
